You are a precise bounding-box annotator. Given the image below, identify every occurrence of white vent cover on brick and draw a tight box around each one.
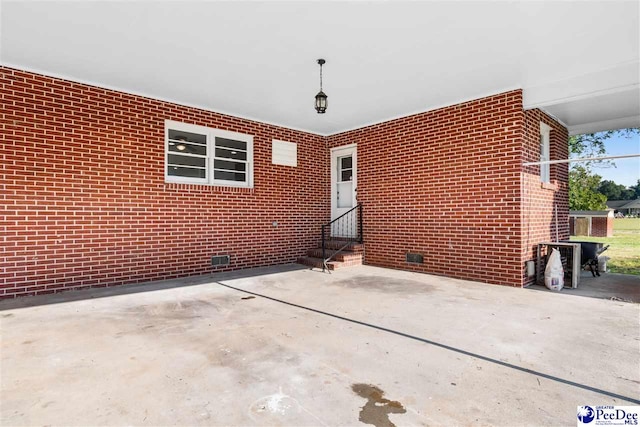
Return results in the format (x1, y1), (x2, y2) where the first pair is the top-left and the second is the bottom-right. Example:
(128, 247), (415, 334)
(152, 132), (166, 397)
(272, 140), (297, 167)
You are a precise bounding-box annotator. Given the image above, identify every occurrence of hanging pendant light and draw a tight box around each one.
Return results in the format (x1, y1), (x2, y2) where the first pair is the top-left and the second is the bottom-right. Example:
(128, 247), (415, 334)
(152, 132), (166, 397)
(314, 59), (327, 114)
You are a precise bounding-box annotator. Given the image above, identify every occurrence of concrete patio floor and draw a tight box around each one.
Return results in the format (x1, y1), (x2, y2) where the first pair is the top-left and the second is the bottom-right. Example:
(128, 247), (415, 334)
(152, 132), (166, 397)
(1, 265), (638, 426)
(529, 270), (640, 303)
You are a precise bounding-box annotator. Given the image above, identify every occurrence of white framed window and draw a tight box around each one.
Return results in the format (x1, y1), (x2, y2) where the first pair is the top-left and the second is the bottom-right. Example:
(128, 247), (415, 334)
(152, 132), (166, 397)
(165, 120), (253, 187)
(540, 122), (551, 183)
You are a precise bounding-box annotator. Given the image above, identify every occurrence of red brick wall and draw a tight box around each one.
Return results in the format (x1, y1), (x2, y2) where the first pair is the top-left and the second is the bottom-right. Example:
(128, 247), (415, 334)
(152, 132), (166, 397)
(1, 67), (328, 298)
(591, 217), (613, 237)
(327, 91), (528, 286)
(1, 67), (570, 297)
(521, 109), (570, 286)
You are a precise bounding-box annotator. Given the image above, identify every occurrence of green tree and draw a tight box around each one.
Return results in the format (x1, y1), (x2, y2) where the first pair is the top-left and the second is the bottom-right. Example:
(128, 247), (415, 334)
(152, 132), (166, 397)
(569, 166), (607, 210)
(621, 188), (636, 200)
(569, 128), (639, 167)
(568, 128), (639, 209)
(629, 179), (640, 199)
(598, 180), (627, 200)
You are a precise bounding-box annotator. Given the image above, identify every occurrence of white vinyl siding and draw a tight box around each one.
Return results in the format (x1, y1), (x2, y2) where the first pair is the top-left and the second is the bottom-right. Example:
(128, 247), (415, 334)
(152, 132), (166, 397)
(165, 120), (253, 187)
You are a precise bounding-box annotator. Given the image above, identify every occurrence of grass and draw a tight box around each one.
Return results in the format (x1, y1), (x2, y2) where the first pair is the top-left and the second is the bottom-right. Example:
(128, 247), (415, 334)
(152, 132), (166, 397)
(571, 218), (640, 275)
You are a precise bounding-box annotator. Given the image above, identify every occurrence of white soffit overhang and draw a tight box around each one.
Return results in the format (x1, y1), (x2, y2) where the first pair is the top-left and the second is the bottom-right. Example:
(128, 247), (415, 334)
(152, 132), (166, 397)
(1, 1), (638, 136)
(523, 61), (640, 136)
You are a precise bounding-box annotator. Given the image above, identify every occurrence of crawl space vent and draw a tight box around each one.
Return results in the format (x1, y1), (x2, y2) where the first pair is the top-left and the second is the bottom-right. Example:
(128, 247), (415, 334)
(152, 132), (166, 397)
(406, 253), (424, 264)
(211, 255), (230, 267)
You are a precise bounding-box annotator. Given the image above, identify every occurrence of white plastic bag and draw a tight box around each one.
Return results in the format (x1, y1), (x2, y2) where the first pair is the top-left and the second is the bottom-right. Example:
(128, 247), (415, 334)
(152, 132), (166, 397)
(544, 248), (564, 291)
(598, 256), (610, 273)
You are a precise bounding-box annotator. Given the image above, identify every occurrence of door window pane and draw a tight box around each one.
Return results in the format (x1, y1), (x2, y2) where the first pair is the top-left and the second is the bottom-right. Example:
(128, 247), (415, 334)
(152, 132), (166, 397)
(338, 155), (353, 183)
(337, 182), (353, 208)
(341, 156), (352, 169)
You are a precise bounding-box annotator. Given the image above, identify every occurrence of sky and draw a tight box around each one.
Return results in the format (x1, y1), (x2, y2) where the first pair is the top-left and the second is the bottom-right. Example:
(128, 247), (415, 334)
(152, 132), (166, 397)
(588, 132), (640, 188)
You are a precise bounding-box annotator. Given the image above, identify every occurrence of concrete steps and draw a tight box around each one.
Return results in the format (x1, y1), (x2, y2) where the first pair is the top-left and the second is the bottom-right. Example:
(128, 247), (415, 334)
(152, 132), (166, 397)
(297, 240), (363, 270)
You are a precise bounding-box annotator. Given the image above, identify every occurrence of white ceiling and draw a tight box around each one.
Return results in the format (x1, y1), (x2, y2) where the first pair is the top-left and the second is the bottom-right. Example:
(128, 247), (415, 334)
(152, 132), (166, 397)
(1, 1), (639, 136)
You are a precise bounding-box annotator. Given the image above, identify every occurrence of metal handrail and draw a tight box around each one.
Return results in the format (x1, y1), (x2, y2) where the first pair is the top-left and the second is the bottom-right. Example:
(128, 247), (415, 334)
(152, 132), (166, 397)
(321, 203), (363, 272)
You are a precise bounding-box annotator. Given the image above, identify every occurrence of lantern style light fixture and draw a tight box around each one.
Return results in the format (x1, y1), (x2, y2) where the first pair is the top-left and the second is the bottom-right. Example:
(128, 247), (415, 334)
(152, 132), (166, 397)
(314, 58), (327, 114)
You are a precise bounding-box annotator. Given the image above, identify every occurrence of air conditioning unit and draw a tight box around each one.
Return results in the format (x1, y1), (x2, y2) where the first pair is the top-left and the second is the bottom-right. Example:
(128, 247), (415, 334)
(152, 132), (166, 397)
(536, 242), (582, 288)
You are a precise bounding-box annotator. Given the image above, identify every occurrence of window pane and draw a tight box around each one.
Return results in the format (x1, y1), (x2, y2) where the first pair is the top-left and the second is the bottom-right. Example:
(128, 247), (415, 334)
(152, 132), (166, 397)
(215, 147), (247, 161)
(168, 129), (206, 146)
(340, 156), (352, 169)
(169, 141), (207, 156)
(214, 159), (246, 172)
(168, 166), (206, 179)
(165, 124), (253, 186)
(214, 170), (246, 182)
(341, 169), (353, 182)
(540, 137), (549, 160)
(168, 154), (206, 168)
(216, 137), (247, 151)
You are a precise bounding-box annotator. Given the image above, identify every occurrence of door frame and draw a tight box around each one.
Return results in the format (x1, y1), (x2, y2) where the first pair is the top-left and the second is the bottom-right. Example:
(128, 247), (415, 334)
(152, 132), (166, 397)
(330, 143), (357, 221)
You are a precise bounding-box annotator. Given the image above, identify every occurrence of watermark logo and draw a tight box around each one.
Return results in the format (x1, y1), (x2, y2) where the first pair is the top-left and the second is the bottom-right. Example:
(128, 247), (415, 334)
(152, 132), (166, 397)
(577, 406), (639, 426)
(577, 406), (595, 424)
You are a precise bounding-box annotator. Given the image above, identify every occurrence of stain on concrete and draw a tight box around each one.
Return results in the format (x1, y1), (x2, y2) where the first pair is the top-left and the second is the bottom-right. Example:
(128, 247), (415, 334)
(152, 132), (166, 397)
(332, 275), (434, 294)
(41, 401), (55, 408)
(123, 299), (219, 320)
(351, 383), (406, 427)
(206, 337), (301, 373)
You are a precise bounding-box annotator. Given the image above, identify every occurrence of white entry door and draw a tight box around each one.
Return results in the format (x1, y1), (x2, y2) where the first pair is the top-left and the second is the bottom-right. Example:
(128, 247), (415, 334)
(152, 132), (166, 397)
(330, 145), (357, 237)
